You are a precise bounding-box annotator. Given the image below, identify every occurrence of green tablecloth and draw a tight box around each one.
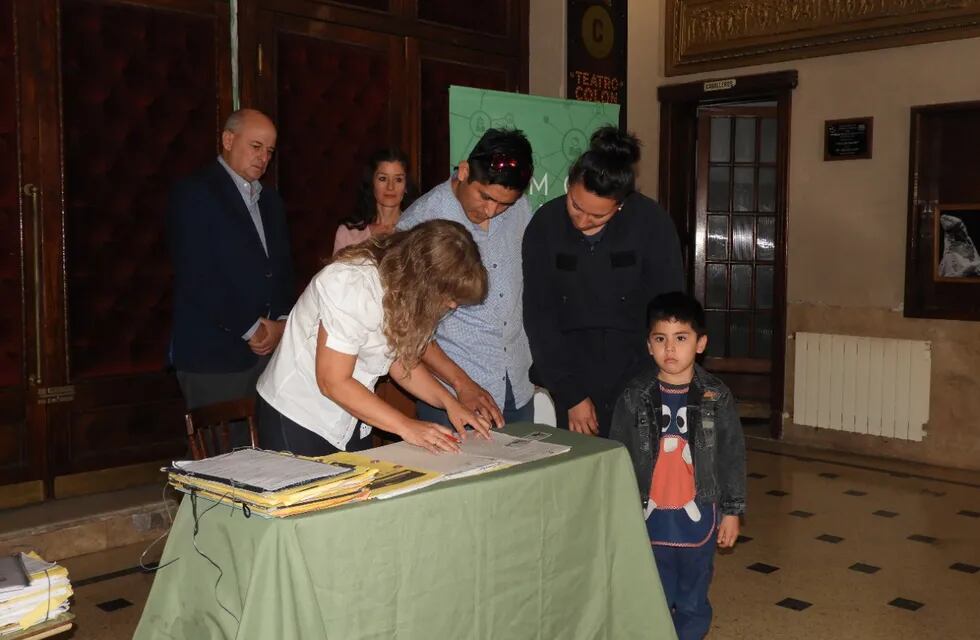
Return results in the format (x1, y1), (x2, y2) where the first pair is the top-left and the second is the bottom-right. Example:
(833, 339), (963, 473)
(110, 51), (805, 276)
(134, 424), (676, 639)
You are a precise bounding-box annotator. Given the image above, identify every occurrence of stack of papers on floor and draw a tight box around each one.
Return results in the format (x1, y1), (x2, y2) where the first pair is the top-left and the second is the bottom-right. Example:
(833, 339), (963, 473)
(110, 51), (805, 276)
(368, 431), (570, 483)
(167, 448), (379, 517)
(0, 552), (72, 637)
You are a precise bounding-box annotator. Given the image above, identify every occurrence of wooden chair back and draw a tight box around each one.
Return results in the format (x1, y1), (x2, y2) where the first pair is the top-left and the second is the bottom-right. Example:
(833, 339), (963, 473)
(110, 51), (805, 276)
(184, 397), (258, 460)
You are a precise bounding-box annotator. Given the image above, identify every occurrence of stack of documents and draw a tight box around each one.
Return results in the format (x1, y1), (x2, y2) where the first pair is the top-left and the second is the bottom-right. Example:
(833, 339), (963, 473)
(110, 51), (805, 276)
(319, 452), (444, 500)
(167, 449), (379, 517)
(368, 431), (570, 483)
(168, 434), (570, 513)
(0, 552), (72, 637)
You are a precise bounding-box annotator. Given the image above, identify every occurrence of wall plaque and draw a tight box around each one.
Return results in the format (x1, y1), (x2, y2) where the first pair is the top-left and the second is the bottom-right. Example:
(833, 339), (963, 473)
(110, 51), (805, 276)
(703, 78), (736, 92)
(666, 0), (980, 76)
(824, 117), (873, 161)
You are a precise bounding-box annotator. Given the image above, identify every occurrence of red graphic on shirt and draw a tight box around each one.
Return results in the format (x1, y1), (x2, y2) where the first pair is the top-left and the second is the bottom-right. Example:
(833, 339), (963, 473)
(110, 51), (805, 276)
(650, 436), (696, 510)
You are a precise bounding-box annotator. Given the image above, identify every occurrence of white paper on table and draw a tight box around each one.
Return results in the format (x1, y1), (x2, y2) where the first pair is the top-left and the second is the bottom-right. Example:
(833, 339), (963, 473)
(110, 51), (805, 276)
(367, 442), (502, 478)
(457, 431), (570, 464)
(374, 476), (446, 500)
(368, 432), (569, 477)
(171, 449), (349, 492)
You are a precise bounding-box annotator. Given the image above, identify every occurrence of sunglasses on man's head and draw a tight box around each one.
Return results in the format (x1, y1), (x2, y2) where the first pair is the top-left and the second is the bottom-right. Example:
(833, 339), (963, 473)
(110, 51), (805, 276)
(473, 152), (532, 181)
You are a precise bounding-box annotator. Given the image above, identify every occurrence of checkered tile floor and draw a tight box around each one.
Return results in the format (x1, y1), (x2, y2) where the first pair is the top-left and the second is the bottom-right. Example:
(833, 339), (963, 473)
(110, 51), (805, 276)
(708, 440), (979, 639)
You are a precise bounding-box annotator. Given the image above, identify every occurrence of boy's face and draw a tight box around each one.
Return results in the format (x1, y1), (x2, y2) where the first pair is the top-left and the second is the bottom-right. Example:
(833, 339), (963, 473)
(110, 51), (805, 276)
(647, 318), (708, 384)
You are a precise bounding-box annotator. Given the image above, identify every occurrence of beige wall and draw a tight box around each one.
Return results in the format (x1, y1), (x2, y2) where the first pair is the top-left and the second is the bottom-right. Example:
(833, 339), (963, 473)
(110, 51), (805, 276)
(528, 4), (980, 470)
(528, 0), (566, 98)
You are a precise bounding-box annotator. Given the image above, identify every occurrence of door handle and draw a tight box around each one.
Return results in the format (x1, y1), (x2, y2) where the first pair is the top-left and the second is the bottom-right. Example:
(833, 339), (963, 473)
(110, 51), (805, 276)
(23, 183), (42, 386)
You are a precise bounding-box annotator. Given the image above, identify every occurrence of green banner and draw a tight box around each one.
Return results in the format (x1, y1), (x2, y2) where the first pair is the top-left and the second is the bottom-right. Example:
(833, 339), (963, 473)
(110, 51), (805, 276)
(449, 86), (620, 211)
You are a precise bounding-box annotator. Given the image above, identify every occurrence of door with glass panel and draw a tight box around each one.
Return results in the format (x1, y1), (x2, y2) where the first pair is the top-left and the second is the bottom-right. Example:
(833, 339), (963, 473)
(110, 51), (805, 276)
(695, 106), (781, 420)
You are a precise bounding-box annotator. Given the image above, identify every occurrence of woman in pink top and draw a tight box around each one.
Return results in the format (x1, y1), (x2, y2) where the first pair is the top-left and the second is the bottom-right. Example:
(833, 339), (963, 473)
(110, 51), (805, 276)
(332, 148), (415, 255)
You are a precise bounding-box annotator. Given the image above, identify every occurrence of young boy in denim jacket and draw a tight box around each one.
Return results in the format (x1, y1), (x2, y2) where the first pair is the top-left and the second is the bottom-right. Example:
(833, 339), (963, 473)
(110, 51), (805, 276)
(610, 292), (746, 640)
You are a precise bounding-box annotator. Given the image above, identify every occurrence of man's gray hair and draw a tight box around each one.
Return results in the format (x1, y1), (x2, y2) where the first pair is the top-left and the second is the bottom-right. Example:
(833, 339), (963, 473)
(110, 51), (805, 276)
(223, 109), (247, 134)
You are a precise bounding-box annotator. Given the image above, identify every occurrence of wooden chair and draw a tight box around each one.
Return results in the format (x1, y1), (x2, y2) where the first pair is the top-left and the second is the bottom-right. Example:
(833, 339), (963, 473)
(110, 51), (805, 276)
(184, 397), (259, 460)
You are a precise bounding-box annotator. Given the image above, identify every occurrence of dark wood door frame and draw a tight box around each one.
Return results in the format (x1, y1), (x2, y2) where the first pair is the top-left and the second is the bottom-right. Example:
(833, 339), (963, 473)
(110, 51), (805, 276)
(657, 70), (796, 437)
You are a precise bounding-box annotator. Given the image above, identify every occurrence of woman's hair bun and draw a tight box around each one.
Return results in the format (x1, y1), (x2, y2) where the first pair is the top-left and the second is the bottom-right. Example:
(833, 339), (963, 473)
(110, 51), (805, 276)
(589, 125), (641, 166)
(567, 125), (642, 200)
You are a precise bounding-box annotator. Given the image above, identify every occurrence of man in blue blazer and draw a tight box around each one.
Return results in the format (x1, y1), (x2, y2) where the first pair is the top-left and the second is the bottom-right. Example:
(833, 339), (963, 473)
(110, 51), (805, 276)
(168, 108), (295, 417)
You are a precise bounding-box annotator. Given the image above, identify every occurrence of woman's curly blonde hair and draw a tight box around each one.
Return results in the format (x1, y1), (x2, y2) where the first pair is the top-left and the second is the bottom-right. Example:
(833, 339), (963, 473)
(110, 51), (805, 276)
(334, 219), (488, 371)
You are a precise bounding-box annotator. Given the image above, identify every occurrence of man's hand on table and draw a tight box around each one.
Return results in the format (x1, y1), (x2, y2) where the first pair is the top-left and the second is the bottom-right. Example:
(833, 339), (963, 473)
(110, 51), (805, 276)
(453, 377), (504, 429)
(445, 398), (494, 440)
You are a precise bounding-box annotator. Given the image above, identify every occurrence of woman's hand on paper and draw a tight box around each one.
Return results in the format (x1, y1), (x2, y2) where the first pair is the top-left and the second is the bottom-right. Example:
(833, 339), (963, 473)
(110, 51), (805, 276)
(401, 420), (461, 454)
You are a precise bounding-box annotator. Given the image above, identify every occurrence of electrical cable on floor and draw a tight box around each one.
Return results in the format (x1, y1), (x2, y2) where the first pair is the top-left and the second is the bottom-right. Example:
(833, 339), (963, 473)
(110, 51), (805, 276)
(139, 482), (179, 572)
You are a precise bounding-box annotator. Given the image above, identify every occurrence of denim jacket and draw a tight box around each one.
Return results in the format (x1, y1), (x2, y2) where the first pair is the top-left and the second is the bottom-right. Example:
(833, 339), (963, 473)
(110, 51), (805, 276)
(609, 361), (747, 516)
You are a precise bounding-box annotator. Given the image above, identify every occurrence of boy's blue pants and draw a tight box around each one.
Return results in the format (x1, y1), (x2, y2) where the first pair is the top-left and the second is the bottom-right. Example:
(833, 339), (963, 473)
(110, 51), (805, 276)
(651, 541), (715, 640)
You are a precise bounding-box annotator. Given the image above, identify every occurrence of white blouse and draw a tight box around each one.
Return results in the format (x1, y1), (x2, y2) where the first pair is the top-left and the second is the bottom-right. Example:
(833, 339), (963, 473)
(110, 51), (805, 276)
(257, 260), (394, 449)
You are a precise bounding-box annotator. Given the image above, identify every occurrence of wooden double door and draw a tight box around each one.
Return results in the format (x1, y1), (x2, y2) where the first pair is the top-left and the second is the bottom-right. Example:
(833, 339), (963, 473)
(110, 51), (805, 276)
(0, 0), (526, 506)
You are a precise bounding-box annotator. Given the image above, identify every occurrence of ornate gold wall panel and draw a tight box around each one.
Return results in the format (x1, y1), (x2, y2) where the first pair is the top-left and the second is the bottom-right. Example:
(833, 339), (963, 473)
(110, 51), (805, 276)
(666, 0), (980, 75)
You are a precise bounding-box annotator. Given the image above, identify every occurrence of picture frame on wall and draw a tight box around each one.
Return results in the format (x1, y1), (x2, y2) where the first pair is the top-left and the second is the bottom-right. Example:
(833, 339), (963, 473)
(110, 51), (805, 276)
(933, 204), (980, 282)
(903, 100), (980, 321)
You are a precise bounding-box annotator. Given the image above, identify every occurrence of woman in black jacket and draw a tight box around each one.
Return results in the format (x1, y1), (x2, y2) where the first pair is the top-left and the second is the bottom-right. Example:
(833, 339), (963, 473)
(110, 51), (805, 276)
(522, 126), (684, 437)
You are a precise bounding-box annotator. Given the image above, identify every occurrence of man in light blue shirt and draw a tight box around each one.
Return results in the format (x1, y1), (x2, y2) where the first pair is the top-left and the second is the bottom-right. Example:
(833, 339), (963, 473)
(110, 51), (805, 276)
(397, 129), (535, 427)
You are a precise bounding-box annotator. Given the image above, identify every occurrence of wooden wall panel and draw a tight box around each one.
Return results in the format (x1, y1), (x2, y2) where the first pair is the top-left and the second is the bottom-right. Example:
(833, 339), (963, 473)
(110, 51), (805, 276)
(52, 0), (230, 479)
(416, 0), (510, 37)
(0, 0), (33, 486)
(418, 47), (514, 191)
(61, 0), (221, 378)
(269, 21), (397, 287)
(0, 0), (22, 389)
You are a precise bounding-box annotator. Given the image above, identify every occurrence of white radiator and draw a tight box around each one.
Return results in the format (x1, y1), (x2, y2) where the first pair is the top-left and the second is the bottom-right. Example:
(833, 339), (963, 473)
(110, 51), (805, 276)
(793, 332), (931, 441)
